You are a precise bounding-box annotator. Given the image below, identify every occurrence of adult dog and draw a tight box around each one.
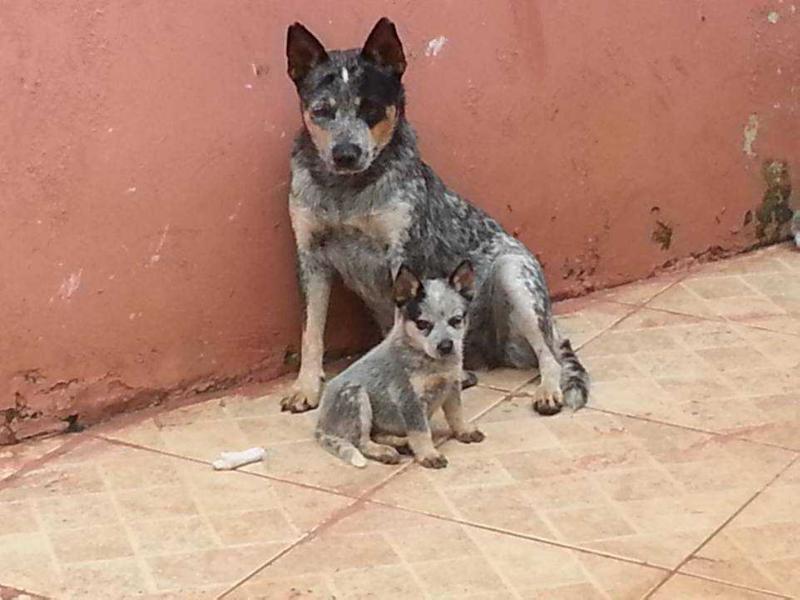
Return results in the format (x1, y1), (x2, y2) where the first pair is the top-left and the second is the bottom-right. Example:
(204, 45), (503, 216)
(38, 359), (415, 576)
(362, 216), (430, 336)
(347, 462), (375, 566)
(281, 18), (589, 416)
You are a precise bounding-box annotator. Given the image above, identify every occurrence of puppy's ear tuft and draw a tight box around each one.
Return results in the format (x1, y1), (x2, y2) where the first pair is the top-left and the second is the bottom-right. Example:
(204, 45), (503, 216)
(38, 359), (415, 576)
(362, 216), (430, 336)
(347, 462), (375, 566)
(393, 264), (423, 306)
(449, 259), (476, 301)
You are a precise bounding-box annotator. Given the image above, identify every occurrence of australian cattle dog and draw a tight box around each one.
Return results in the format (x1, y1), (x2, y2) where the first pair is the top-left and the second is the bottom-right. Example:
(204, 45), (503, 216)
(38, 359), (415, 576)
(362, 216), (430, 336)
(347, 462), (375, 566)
(282, 18), (590, 417)
(316, 261), (483, 469)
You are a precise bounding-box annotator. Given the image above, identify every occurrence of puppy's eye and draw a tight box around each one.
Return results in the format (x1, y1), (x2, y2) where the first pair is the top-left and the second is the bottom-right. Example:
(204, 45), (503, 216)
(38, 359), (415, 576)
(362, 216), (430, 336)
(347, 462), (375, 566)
(310, 105), (335, 120)
(448, 316), (464, 328)
(415, 319), (432, 333)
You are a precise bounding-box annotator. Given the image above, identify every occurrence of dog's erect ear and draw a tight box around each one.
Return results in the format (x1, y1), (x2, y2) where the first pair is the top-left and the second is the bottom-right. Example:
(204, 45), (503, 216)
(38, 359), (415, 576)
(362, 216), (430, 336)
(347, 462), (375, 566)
(449, 259), (476, 301)
(393, 264), (423, 306)
(361, 18), (406, 77)
(287, 23), (329, 85)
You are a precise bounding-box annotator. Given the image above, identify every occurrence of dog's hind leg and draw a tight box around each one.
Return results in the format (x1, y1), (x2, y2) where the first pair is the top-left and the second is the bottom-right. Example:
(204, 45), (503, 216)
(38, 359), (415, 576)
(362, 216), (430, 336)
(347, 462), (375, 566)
(493, 254), (589, 415)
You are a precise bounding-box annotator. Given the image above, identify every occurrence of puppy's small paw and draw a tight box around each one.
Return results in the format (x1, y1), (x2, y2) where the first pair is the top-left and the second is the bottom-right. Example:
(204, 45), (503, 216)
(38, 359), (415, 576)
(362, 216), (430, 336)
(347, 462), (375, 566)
(373, 447), (401, 465)
(456, 429), (485, 444)
(419, 453), (448, 469)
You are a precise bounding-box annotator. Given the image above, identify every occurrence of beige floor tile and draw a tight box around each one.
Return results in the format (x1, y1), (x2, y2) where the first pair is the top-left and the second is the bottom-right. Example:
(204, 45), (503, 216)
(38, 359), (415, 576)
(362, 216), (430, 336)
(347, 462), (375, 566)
(652, 574), (780, 599)
(579, 303), (800, 449)
(101, 378), (507, 495)
(473, 367), (537, 392)
(370, 399), (795, 569)
(0, 438), (350, 598)
(0, 435), (68, 481)
(680, 463), (800, 598)
(226, 501), (664, 599)
(596, 273), (684, 305)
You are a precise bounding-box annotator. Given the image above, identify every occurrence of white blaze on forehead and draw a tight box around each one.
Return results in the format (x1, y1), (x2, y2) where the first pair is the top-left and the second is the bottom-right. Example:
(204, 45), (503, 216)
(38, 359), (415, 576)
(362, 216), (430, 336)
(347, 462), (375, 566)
(421, 280), (464, 317)
(341, 67), (349, 83)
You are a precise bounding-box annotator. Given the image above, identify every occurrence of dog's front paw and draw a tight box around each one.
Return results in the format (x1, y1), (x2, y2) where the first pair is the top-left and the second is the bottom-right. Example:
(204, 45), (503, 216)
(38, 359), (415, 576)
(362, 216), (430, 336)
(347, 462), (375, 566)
(455, 428), (485, 444)
(280, 382), (321, 413)
(418, 453), (448, 469)
(532, 380), (564, 416)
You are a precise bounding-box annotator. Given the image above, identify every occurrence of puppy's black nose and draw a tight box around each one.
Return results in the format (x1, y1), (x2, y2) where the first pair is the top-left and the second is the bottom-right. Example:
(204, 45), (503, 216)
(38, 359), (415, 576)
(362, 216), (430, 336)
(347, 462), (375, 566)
(331, 143), (362, 169)
(437, 340), (454, 355)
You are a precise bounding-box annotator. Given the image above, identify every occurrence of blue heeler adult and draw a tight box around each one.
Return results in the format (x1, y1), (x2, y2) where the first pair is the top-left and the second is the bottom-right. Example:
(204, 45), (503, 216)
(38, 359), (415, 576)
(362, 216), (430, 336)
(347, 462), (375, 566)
(281, 18), (590, 416)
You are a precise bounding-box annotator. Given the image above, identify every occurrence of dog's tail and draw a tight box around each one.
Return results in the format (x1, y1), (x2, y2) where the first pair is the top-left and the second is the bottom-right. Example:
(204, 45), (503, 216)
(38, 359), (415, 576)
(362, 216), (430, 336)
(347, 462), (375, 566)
(315, 431), (367, 468)
(557, 338), (590, 411)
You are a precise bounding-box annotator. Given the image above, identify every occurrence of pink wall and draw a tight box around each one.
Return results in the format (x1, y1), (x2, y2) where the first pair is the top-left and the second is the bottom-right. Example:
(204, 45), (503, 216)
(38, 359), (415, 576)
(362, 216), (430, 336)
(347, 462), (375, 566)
(1, 1), (798, 442)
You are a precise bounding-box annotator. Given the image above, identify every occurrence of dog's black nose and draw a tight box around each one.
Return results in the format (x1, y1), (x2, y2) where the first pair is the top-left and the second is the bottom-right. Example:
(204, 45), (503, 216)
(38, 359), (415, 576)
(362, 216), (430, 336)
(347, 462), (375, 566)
(437, 340), (454, 355)
(331, 143), (362, 169)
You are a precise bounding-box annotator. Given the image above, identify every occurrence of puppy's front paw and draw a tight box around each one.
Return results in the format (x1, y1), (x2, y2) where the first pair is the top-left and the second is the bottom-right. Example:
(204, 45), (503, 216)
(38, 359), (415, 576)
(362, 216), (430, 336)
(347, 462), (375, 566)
(455, 428), (485, 444)
(280, 382), (321, 413)
(418, 453), (448, 469)
(532, 381), (564, 416)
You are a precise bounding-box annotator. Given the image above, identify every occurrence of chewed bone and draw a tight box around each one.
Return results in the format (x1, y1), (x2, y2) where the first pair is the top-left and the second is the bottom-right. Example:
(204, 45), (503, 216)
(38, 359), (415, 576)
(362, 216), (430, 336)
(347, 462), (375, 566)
(212, 447), (266, 470)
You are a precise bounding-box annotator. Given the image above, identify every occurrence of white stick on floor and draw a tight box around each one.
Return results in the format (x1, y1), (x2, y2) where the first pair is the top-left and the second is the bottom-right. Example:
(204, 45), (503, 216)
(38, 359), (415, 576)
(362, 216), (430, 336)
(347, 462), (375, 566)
(212, 447), (266, 470)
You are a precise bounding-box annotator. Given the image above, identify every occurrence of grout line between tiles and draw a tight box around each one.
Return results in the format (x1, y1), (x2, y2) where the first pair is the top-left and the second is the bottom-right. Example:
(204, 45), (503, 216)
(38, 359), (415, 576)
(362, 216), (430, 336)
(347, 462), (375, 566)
(362, 494), (672, 572)
(658, 572), (794, 599)
(602, 286), (800, 339)
(95, 434), (369, 502)
(0, 584), (53, 600)
(217, 386), (530, 598)
(563, 273), (688, 352)
(587, 406), (800, 454)
(0, 433), (91, 491)
(642, 454), (800, 599)
(216, 473), (399, 598)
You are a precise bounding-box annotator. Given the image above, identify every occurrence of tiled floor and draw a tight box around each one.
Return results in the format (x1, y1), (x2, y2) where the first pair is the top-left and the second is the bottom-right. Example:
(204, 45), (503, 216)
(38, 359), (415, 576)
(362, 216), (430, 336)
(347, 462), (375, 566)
(1, 243), (799, 599)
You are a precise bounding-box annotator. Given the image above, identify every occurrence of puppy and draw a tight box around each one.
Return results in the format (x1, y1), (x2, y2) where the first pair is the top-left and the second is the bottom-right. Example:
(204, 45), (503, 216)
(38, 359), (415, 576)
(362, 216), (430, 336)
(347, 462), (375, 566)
(315, 261), (484, 468)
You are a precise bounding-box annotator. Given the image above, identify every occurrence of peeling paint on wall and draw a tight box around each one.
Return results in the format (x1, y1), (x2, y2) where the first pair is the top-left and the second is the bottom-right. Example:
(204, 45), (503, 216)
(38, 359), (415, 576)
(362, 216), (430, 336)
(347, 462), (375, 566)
(742, 114), (759, 157)
(56, 269), (83, 301)
(755, 160), (793, 242)
(425, 36), (448, 57)
(767, 11), (781, 23)
(651, 221), (674, 250)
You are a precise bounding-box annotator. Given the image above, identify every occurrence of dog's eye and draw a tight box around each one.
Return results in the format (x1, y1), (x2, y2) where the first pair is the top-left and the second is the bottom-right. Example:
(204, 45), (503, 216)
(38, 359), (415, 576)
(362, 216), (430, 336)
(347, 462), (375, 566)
(448, 316), (464, 328)
(310, 105), (335, 120)
(359, 100), (385, 126)
(415, 319), (432, 333)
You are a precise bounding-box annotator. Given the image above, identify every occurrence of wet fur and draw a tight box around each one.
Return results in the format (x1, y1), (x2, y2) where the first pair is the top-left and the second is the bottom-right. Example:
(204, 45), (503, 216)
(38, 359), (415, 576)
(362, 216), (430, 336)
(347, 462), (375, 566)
(283, 19), (590, 416)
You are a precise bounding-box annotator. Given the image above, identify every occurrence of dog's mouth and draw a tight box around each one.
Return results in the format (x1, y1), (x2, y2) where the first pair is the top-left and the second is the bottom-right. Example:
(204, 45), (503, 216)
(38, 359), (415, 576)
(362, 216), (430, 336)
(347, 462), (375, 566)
(329, 161), (371, 176)
(331, 166), (368, 175)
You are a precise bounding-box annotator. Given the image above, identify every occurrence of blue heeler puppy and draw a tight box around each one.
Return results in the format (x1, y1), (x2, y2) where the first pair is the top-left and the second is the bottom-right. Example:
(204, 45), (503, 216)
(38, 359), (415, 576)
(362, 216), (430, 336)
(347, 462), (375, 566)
(316, 261), (483, 468)
(282, 18), (590, 417)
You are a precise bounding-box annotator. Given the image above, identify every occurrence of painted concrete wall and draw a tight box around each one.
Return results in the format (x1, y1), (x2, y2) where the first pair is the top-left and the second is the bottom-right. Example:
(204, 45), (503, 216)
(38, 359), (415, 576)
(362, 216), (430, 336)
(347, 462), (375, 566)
(1, 1), (798, 441)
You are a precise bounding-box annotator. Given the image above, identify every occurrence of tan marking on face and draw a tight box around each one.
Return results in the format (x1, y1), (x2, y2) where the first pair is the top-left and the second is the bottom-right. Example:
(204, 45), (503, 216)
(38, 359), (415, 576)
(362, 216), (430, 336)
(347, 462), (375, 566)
(368, 105), (398, 150)
(303, 110), (333, 155)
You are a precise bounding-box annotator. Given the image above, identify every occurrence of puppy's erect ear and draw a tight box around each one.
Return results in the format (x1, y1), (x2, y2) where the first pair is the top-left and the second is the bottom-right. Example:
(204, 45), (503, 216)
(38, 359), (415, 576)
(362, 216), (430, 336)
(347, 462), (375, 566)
(393, 264), (423, 307)
(361, 18), (406, 77)
(287, 23), (329, 85)
(449, 259), (476, 301)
